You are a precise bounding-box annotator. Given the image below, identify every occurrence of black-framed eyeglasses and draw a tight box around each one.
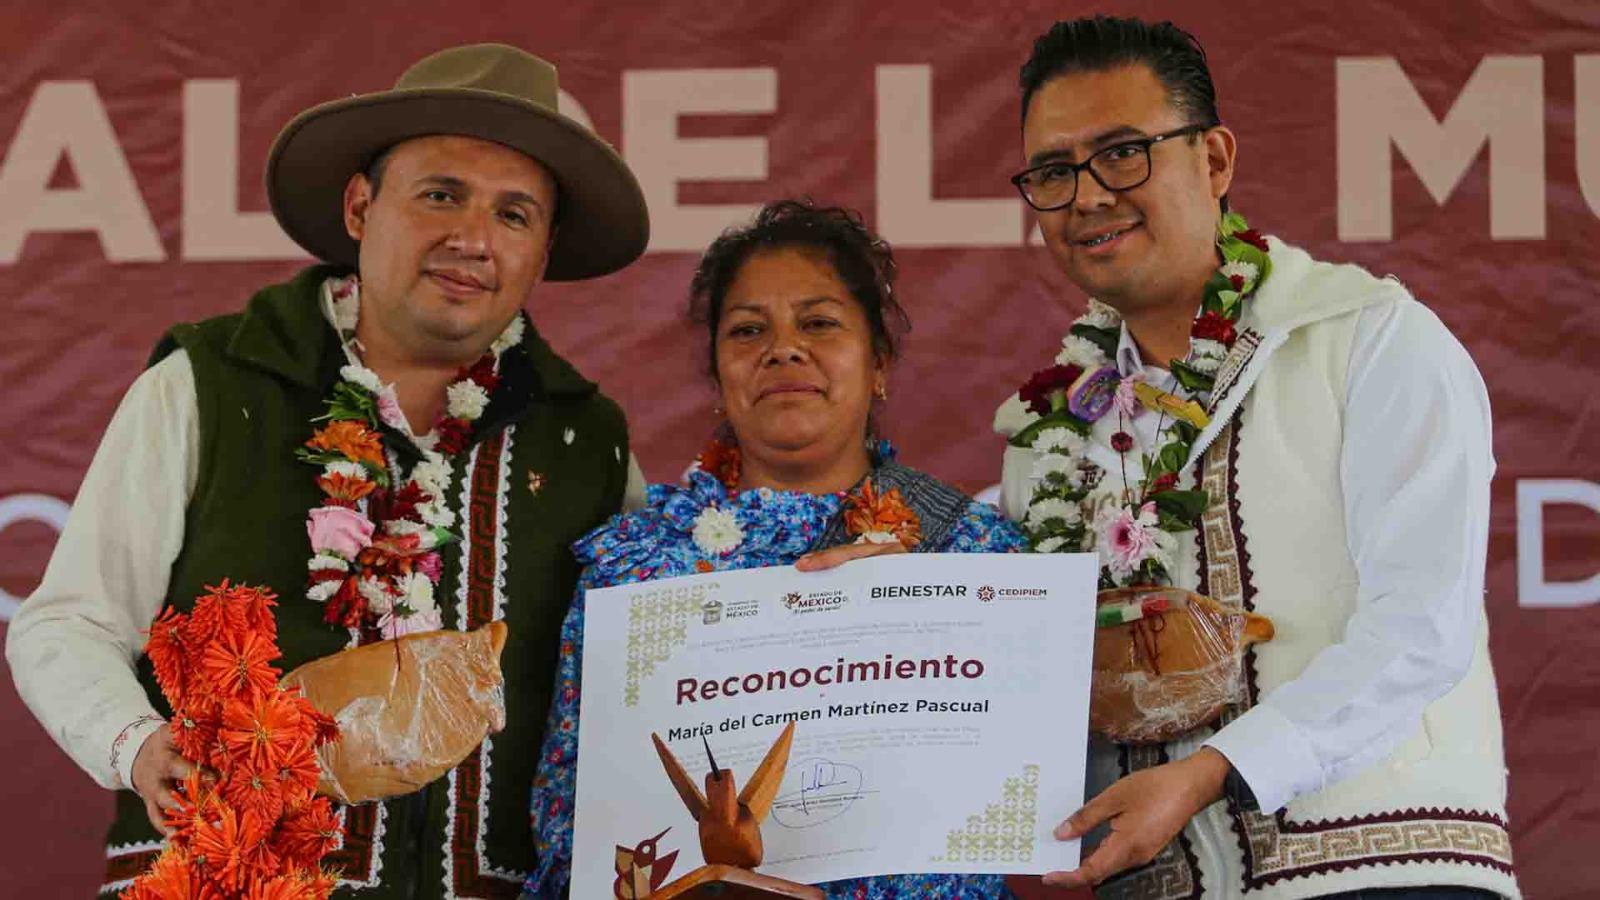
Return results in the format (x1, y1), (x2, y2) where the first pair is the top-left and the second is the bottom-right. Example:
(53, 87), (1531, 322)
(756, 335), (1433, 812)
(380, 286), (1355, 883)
(1010, 124), (1212, 212)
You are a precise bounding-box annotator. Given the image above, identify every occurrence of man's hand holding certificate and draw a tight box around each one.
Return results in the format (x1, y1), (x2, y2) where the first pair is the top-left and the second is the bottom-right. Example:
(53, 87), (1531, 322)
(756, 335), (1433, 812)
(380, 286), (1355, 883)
(570, 552), (1098, 894)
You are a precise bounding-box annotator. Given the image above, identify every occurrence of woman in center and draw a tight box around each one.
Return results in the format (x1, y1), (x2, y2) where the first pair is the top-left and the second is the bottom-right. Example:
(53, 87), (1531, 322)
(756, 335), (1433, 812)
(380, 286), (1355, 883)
(523, 200), (1024, 899)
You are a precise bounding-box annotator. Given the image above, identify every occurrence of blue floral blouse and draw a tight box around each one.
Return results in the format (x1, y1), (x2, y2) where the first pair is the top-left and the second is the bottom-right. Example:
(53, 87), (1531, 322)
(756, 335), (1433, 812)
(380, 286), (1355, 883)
(522, 465), (1027, 899)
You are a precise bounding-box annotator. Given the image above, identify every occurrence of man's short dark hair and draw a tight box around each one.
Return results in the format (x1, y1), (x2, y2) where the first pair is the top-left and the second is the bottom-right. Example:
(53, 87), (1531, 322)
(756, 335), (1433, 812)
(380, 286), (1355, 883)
(362, 145), (398, 199)
(1019, 16), (1221, 129)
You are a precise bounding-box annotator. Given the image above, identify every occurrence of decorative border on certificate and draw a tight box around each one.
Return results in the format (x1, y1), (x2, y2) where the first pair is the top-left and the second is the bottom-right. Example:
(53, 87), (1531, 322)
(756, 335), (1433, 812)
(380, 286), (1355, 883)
(625, 583), (719, 706)
(930, 764), (1040, 865)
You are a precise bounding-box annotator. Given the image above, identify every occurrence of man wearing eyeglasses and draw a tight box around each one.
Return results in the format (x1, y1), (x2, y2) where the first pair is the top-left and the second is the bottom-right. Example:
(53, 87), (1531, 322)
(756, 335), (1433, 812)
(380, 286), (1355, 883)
(995, 17), (1517, 900)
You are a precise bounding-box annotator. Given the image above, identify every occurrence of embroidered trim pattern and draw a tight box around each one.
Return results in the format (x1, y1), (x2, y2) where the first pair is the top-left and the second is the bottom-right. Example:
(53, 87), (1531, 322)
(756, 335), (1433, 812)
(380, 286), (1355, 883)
(108, 714), (166, 790)
(443, 429), (525, 896)
(102, 840), (165, 895)
(1198, 413), (1516, 889)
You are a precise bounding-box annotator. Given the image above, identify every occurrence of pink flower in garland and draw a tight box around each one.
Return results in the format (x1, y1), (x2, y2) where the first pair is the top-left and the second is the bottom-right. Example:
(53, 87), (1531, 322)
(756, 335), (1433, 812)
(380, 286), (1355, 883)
(307, 506), (374, 559)
(1095, 502), (1162, 580)
(1113, 372), (1145, 418)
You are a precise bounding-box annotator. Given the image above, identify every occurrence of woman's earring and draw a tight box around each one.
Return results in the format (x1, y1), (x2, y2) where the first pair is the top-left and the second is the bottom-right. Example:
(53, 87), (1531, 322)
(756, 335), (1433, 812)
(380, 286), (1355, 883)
(873, 383), (888, 401)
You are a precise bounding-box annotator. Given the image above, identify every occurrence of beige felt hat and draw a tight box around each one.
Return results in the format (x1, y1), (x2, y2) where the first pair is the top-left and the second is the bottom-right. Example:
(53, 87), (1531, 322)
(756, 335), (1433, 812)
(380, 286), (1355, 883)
(266, 43), (648, 281)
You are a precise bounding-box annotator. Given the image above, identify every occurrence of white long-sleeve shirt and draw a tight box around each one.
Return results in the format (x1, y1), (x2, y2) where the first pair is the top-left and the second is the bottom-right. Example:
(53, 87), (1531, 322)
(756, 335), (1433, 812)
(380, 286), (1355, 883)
(1000, 300), (1494, 815)
(6, 350), (648, 791)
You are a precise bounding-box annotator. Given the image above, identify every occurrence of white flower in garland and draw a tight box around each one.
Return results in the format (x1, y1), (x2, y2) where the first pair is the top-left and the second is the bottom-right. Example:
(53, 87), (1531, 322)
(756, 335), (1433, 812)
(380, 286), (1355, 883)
(412, 457), (453, 497)
(323, 460), (368, 481)
(307, 580), (341, 603)
(1031, 426), (1087, 456)
(308, 554), (348, 573)
(1081, 299), (1122, 330)
(1025, 497), (1082, 530)
(491, 314), (526, 356)
(692, 506), (744, 556)
(1219, 259), (1259, 285)
(856, 530), (899, 545)
(397, 571), (436, 615)
(446, 380), (491, 420)
(1035, 535), (1069, 554)
(386, 519), (428, 537)
(339, 364), (385, 395)
(417, 501), (456, 529)
(1055, 334), (1107, 369)
(1189, 338), (1229, 375)
(358, 576), (394, 615)
(1030, 452), (1083, 487)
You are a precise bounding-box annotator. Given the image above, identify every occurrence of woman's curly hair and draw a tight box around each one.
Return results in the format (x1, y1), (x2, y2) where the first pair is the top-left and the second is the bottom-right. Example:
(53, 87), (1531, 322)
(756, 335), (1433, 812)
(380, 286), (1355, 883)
(688, 199), (909, 378)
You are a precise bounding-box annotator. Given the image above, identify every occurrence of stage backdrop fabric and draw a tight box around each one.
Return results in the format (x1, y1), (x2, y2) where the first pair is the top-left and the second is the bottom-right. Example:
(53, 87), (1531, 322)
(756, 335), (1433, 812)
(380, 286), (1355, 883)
(1, 2), (1596, 897)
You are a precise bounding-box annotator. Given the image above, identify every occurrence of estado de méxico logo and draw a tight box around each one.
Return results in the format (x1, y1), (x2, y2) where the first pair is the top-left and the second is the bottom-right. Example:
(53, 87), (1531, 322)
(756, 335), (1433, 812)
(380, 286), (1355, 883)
(783, 589), (849, 615)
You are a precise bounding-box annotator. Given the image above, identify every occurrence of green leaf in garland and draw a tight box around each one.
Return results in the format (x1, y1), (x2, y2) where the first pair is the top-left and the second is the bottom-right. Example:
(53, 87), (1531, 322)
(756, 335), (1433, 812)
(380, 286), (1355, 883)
(1170, 359), (1216, 393)
(1070, 322), (1120, 360)
(1149, 442), (1188, 478)
(1170, 418), (1201, 445)
(1218, 211), (1249, 239)
(1152, 488), (1209, 523)
(1009, 408), (1092, 448)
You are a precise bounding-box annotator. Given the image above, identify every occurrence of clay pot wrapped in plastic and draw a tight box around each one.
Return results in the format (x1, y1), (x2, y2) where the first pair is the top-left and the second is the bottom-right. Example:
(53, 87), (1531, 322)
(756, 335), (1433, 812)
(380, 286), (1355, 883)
(1089, 587), (1273, 745)
(279, 622), (509, 803)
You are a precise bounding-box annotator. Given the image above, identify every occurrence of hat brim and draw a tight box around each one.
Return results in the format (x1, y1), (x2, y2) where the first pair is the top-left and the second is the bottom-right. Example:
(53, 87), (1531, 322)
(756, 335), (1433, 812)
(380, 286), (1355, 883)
(267, 89), (649, 282)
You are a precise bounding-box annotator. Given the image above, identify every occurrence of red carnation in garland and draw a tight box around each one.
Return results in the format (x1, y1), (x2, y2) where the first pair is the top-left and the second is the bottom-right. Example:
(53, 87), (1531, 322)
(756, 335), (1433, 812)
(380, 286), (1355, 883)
(1019, 364), (1084, 416)
(461, 354), (501, 392)
(1147, 472), (1181, 495)
(434, 416), (474, 456)
(1232, 228), (1269, 251)
(124, 582), (342, 899)
(1111, 431), (1135, 453)
(319, 577), (366, 628)
(1191, 311), (1238, 348)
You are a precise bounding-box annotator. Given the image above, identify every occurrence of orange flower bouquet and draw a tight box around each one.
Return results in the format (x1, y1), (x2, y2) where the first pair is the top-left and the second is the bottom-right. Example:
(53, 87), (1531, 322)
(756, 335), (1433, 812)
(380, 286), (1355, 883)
(122, 582), (344, 899)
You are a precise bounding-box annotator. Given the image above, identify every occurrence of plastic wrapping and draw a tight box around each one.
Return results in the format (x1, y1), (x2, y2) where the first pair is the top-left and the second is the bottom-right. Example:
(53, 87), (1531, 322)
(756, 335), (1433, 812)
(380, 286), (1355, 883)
(279, 622), (509, 804)
(1089, 587), (1274, 745)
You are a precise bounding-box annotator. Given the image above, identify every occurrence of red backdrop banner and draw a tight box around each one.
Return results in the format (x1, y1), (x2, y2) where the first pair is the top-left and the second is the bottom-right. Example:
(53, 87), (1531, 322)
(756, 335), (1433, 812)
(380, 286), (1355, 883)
(1, 2), (1596, 896)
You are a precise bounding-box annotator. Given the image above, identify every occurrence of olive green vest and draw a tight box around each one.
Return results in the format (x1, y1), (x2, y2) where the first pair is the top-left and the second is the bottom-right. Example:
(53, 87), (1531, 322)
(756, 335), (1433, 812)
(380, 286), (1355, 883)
(103, 265), (630, 898)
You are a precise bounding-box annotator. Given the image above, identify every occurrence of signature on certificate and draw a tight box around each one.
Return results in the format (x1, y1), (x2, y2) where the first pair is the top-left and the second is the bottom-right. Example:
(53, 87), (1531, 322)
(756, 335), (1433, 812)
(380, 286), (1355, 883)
(771, 758), (869, 829)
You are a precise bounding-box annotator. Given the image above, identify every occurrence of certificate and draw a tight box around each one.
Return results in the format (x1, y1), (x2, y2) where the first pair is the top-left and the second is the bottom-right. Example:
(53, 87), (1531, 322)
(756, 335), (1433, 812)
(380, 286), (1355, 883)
(571, 552), (1098, 894)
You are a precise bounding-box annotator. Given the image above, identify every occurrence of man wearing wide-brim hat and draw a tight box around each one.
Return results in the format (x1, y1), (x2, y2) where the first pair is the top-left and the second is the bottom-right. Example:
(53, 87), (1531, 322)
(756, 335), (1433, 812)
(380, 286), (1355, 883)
(7, 43), (649, 897)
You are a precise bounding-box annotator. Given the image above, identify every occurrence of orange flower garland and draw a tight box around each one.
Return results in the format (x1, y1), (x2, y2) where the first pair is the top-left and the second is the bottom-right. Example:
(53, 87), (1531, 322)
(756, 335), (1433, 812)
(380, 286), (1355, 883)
(842, 481), (923, 548)
(121, 582), (343, 900)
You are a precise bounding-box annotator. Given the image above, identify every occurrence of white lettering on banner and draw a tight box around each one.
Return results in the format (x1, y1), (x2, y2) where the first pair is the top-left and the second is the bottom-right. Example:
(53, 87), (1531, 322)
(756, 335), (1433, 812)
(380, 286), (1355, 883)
(1576, 56), (1600, 218)
(1337, 56), (1545, 241)
(182, 80), (307, 261)
(623, 68), (777, 252)
(0, 493), (70, 622)
(1516, 479), (1600, 609)
(874, 65), (1023, 247)
(0, 81), (165, 263)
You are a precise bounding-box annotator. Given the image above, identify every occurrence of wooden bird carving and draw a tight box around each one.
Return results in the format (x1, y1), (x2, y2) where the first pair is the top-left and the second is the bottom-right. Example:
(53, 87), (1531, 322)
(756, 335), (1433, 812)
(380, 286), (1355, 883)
(650, 721), (796, 870)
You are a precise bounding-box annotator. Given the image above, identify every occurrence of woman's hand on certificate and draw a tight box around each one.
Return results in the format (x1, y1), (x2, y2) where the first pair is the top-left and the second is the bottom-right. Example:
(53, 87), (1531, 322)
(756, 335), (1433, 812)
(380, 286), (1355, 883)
(794, 539), (908, 572)
(1041, 747), (1232, 888)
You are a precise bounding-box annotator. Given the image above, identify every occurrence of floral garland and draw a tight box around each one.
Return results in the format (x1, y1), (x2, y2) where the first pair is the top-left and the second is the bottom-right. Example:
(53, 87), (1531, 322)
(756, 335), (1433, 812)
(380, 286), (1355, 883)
(1011, 212), (1271, 589)
(123, 582), (342, 899)
(296, 276), (524, 638)
(688, 437), (921, 556)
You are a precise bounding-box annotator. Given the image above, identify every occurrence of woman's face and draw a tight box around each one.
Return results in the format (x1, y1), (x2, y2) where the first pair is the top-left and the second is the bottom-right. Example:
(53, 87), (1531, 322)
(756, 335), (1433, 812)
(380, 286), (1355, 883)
(714, 247), (886, 474)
